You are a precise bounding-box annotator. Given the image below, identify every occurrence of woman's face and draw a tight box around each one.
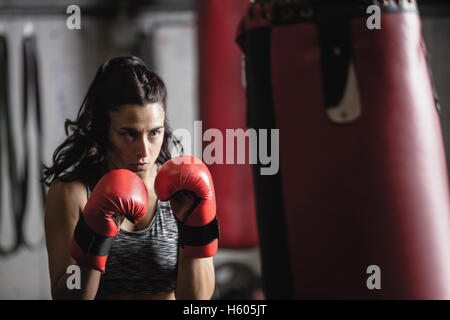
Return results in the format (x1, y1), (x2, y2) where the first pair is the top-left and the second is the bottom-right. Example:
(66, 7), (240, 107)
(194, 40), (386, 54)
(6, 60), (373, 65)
(106, 103), (165, 178)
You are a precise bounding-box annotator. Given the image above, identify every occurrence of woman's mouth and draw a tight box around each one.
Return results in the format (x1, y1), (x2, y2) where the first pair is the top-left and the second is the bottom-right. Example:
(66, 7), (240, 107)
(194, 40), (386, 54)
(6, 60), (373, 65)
(130, 163), (148, 171)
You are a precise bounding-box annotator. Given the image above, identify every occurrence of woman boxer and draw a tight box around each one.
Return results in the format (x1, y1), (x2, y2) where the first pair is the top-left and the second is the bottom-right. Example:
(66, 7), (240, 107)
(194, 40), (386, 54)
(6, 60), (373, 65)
(42, 56), (215, 300)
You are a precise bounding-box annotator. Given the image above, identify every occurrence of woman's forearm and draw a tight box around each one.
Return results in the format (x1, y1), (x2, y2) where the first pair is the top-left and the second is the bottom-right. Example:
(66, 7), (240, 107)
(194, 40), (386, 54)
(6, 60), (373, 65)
(51, 265), (101, 300)
(175, 249), (215, 300)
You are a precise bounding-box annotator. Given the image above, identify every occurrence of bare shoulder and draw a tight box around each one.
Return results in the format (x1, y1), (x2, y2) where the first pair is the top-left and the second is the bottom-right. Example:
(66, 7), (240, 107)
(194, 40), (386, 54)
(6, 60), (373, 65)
(45, 179), (87, 222)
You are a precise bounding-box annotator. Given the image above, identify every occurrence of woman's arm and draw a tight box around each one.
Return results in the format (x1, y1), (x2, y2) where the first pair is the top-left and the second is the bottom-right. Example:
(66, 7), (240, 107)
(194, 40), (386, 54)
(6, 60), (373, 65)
(44, 180), (101, 299)
(175, 250), (215, 300)
(170, 192), (216, 300)
(156, 157), (219, 300)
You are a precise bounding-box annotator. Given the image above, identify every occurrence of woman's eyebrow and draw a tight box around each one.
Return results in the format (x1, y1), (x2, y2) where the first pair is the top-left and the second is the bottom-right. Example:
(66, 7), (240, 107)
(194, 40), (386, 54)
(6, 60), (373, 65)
(118, 127), (137, 132)
(148, 126), (164, 131)
(118, 126), (164, 132)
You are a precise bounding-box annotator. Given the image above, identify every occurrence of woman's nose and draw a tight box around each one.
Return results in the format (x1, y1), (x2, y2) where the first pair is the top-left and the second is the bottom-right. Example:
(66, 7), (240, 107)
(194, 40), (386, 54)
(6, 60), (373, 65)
(135, 135), (150, 158)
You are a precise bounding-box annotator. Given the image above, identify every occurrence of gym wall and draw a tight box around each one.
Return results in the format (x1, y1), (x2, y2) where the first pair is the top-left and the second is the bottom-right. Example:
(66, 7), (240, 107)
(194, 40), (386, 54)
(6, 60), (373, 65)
(0, 0), (199, 299)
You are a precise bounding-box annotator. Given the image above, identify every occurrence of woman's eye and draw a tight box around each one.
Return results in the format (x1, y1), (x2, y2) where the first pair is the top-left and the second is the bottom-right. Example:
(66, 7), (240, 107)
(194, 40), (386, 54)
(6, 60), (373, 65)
(148, 130), (160, 139)
(120, 132), (134, 139)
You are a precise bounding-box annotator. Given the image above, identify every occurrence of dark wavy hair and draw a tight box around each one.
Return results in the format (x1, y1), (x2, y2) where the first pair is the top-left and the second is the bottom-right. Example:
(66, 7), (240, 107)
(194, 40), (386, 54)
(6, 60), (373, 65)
(42, 56), (182, 189)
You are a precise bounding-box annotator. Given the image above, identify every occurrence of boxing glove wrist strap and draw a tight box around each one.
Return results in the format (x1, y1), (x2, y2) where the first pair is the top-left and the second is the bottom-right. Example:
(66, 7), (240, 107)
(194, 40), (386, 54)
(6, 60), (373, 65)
(73, 215), (116, 256)
(178, 217), (220, 248)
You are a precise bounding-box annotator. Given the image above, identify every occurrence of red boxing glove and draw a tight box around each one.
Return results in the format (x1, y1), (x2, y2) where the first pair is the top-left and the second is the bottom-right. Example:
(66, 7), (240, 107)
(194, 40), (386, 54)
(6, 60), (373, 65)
(154, 155), (219, 258)
(70, 169), (148, 272)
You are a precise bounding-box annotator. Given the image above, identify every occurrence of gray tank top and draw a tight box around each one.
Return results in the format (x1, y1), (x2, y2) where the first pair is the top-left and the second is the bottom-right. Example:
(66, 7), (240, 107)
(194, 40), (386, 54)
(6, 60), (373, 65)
(86, 185), (180, 295)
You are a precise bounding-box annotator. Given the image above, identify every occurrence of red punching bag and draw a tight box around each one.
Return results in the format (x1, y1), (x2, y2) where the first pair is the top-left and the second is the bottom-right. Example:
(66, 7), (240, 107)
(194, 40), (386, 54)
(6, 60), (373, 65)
(238, 0), (450, 299)
(197, 0), (258, 248)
